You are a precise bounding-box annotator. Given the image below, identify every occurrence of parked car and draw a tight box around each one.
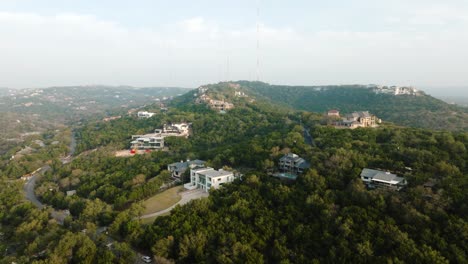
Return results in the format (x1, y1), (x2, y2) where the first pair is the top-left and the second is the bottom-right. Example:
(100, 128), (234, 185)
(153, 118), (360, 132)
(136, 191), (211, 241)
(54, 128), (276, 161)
(141, 256), (152, 263)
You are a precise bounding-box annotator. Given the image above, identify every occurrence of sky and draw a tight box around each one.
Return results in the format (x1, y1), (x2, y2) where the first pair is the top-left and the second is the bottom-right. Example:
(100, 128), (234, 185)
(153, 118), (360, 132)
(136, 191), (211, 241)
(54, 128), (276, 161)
(0, 0), (467, 95)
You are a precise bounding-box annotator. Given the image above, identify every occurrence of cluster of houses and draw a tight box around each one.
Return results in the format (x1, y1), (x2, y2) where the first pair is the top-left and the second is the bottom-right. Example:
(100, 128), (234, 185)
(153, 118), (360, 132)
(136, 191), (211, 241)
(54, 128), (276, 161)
(130, 123), (190, 151)
(195, 86), (235, 112)
(165, 152), (407, 192)
(327, 110), (381, 129)
(371, 85), (421, 96)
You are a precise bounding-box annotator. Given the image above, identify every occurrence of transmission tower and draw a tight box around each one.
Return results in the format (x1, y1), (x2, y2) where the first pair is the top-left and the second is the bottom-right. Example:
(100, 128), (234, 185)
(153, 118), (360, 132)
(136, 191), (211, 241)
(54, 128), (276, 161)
(256, 0), (261, 82)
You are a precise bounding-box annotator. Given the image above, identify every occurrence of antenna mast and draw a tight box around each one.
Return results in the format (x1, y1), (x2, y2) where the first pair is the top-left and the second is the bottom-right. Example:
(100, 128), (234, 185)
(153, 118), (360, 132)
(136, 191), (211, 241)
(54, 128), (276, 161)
(256, 0), (260, 82)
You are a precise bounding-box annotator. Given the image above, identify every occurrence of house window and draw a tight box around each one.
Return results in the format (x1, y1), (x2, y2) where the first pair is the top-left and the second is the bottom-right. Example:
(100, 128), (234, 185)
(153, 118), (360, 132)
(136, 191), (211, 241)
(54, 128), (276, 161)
(218, 178), (221, 181)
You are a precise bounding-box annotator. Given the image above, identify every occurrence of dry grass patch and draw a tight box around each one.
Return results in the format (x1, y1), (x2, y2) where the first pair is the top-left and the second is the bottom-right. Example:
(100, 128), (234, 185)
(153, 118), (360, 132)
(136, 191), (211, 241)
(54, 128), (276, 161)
(142, 186), (182, 215)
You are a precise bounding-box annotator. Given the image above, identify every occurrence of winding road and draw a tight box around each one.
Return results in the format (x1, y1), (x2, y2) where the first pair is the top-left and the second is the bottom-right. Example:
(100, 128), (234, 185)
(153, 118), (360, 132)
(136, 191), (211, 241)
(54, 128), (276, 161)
(24, 131), (77, 224)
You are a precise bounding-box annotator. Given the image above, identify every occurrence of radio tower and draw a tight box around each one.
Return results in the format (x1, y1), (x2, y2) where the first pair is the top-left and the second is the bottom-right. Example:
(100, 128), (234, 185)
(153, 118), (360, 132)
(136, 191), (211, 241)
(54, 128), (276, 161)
(256, 0), (260, 81)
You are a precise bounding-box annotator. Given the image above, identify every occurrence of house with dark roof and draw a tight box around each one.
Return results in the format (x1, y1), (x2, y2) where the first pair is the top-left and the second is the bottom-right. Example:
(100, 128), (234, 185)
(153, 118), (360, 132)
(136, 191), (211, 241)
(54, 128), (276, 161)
(360, 168), (407, 191)
(167, 160), (205, 178)
(279, 153), (310, 175)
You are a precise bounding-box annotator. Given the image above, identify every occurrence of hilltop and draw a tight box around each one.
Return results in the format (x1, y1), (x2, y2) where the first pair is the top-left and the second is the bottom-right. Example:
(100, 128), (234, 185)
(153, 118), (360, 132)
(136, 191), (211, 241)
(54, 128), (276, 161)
(221, 81), (468, 131)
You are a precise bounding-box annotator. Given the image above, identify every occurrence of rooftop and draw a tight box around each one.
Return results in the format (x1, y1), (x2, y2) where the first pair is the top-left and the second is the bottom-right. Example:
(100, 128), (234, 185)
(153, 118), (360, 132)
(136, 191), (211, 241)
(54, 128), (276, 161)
(193, 167), (233, 178)
(361, 168), (405, 184)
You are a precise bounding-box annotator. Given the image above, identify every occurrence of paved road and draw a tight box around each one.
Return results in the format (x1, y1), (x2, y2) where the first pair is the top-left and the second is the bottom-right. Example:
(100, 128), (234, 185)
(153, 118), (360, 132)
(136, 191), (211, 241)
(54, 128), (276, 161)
(24, 131), (77, 223)
(24, 173), (45, 210)
(303, 126), (315, 146)
(140, 189), (209, 219)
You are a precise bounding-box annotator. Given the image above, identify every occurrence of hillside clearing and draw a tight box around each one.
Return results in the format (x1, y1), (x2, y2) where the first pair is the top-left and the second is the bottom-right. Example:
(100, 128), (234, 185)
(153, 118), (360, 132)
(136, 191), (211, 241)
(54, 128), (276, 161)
(142, 186), (182, 215)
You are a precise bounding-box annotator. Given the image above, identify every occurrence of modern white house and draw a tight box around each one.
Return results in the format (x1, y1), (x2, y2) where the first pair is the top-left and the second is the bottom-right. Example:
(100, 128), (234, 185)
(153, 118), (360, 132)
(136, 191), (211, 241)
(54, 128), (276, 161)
(130, 123), (191, 150)
(360, 168), (407, 191)
(184, 167), (237, 192)
(130, 135), (164, 150)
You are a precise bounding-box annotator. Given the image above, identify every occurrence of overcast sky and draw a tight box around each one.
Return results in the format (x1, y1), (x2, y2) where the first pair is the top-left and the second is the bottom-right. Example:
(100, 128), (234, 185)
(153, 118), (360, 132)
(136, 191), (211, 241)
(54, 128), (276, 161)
(0, 0), (467, 95)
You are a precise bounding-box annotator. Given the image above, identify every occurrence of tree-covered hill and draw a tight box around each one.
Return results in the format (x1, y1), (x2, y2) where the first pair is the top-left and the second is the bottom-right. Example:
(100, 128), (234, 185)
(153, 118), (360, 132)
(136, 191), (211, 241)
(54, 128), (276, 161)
(233, 81), (468, 131)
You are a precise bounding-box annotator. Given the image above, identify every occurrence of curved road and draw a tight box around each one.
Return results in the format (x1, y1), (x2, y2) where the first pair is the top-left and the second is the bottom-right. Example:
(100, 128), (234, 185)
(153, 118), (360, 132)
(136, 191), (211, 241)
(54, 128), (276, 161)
(24, 131), (77, 224)
(24, 166), (50, 209)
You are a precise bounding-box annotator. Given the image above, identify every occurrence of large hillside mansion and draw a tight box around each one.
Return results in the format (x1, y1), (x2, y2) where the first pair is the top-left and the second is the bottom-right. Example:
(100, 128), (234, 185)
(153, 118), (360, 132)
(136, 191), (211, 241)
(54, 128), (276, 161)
(184, 167), (238, 192)
(330, 111), (381, 129)
(130, 122), (190, 150)
(360, 168), (407, 191)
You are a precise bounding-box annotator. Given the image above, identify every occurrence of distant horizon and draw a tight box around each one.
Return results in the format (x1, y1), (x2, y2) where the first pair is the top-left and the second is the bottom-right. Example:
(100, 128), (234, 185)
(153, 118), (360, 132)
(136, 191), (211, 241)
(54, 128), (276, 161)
(2, 80), (467, 97)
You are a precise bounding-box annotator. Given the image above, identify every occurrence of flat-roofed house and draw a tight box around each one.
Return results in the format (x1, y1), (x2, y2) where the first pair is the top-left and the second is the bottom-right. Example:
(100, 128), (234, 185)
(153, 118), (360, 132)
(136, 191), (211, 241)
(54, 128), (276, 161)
(184, 167), (237, 192)
(137, 111), (155, 118)
(360, 168), (407, 191)
(130, 135), (164, 150)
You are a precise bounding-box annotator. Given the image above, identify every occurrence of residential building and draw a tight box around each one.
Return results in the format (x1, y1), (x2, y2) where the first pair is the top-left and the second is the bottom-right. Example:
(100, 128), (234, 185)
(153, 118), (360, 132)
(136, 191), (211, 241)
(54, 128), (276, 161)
(137, 111), (155, 118)
(327, 109), (340, 117)
(339, 111), (380, 129)
(130, 135), (164, 150)
(360, 168), (407, 191)
(279, 153), (310, 174)
(163, 123), (190, 135)
(184, 167), (237, 192)
(130, 122), (190, 150)
(209, 99), (234, 111)
(167, 160), (205, 178)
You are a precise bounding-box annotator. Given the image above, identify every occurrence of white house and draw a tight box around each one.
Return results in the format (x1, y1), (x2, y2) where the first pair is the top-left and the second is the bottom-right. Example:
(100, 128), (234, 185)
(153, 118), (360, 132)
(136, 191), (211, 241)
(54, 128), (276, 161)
(137, 111), (155, 118)
(360, 168), (407, 191)
(130, 135), (164, 150)
(184, 167), (237, 192)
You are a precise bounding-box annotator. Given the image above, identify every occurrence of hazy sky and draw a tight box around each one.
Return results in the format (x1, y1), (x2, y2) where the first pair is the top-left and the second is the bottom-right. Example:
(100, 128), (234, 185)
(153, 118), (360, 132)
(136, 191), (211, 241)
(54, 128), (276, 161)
(1, 0), (467, 95)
